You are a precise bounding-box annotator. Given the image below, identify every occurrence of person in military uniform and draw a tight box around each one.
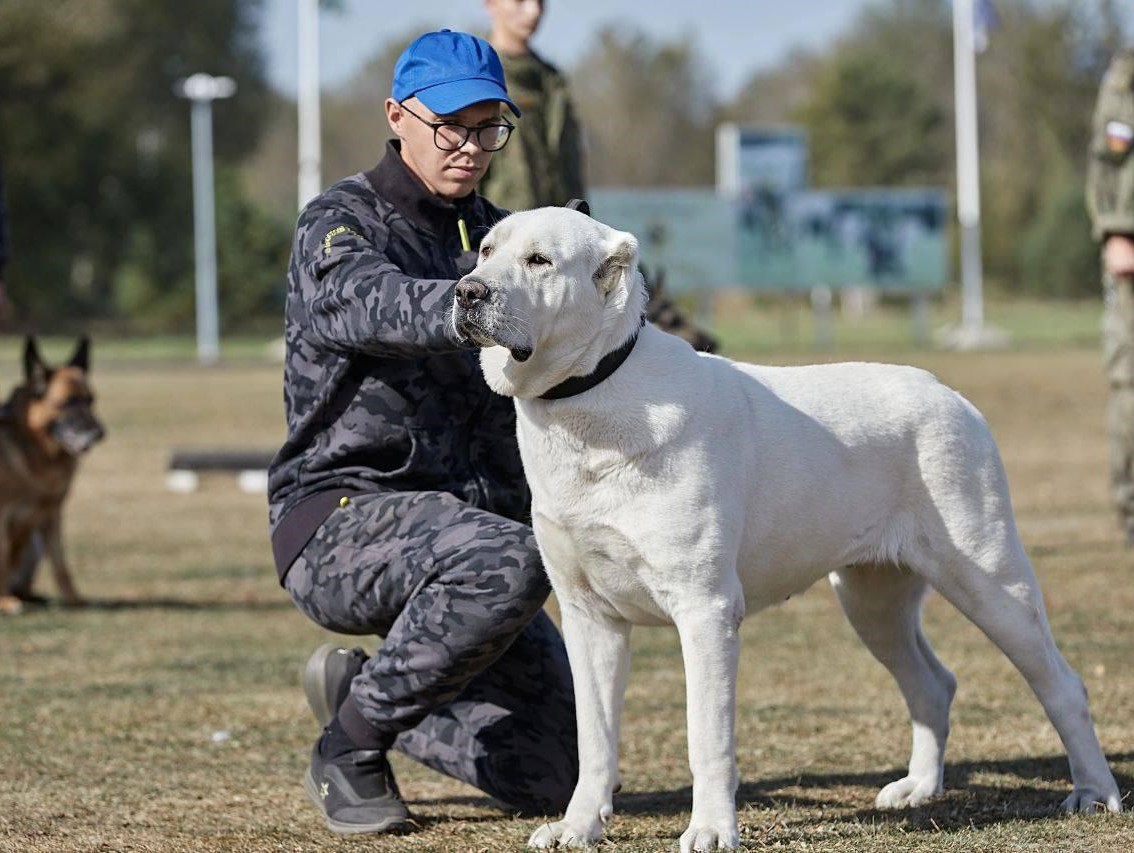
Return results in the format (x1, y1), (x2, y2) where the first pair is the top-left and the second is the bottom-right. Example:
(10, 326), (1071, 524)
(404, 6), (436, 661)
(0, 154), (9, 322)
(1088, 49), (1134, 545)
(268, 30), (576, 836)
(481, 0), (719, 352)
(480, 0), (584, 211)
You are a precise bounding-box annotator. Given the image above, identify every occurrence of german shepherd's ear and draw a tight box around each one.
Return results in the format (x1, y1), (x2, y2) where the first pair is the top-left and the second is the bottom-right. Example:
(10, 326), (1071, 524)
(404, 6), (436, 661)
(68, 336), (91, 372)
(24, 336), (51, 391)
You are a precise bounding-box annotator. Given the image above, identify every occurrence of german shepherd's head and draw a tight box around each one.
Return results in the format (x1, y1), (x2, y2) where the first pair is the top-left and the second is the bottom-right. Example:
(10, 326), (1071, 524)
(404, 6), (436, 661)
(19, 336), (105, 456)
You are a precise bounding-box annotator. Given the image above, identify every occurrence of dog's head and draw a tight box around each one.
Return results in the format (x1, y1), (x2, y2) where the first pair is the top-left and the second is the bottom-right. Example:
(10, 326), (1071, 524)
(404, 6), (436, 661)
(450, 207), (647, 399)
(21, 336), (106, 456)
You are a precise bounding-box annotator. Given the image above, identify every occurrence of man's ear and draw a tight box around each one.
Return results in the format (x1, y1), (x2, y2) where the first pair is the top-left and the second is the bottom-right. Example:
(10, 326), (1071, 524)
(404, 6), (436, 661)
(384, 98), (404, 137)
(592, 231), (639, 294)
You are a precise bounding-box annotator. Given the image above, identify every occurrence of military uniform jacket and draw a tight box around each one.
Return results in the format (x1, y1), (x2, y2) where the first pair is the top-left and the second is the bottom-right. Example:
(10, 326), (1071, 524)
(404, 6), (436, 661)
(268, 140), (526, 581)
(1088, 49), (1134, 241)
(0, 160), (8, 277)
(479, 49), (584, 211)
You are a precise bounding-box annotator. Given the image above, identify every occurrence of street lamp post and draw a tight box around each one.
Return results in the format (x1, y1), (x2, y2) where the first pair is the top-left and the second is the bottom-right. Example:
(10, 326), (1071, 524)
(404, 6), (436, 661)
(175, 73), (237, 365)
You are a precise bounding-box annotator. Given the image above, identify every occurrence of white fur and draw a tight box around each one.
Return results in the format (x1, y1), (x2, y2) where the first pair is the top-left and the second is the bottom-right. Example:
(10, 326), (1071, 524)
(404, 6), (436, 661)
(450, 208), (1122, 852)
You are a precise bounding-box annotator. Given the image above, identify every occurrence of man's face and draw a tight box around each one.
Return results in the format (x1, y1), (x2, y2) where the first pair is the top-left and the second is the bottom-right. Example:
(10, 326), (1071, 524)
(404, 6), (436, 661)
(486, 0), (544, 44)
(386, 97), (506, 200)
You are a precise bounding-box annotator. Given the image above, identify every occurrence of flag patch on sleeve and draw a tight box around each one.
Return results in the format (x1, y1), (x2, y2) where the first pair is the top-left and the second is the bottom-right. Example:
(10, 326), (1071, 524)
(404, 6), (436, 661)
(1106, 120), (1134, 155)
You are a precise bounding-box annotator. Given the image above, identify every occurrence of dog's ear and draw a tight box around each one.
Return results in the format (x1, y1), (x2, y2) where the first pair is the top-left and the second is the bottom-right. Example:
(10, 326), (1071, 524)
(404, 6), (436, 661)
(23, 337), (50, 393)
(593, 231), (639, 294)
(67, 336), (91, 372)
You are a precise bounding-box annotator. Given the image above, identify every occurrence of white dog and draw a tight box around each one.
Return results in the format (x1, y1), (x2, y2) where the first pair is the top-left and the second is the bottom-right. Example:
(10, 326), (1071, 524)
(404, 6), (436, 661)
(450, 207), (1122, 852)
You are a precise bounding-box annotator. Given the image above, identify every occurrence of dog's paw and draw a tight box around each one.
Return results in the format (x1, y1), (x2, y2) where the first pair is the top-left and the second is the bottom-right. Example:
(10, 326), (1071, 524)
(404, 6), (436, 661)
(527, 819), (602, 848)
(874, 774), (940, 809)
(1060, 786), (1123, 814)
(679, 820), (739, 852)
(0, 595), (25, 616)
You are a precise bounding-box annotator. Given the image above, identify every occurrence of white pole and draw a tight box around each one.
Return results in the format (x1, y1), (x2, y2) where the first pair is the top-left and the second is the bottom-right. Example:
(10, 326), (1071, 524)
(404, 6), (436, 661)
(189, 99), (220, 365)
(953, 0), (984, 334)
(177, 74), (236, 366)
(298, 0), (322, 208)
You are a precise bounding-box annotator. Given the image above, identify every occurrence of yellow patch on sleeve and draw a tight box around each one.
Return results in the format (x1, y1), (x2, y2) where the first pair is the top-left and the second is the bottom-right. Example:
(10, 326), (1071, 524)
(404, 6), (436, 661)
(322, 225), (361, 256)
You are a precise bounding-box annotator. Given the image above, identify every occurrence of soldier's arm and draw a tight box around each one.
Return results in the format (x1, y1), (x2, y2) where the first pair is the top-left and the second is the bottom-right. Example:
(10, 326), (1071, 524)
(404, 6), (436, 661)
(1087, 52), (1134, 247)
(295, 201), (470, 359)
(0, 161), (8, 282)
(555, 78), (586, 201)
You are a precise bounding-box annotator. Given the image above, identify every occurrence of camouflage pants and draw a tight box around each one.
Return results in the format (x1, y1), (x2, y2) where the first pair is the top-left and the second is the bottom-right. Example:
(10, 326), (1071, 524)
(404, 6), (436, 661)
(1103, 272), (1134, 530)
(284, 490), (577, 813)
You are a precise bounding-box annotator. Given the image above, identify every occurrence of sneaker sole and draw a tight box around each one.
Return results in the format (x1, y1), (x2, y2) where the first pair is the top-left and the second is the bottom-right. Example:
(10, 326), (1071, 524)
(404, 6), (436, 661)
(303, 767), (409, 835)
(301, 643), (342, 727)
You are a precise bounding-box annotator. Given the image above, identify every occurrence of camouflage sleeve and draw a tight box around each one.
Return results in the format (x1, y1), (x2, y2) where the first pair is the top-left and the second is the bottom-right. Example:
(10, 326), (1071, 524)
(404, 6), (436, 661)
(558, 87), (586, 202)
(296, 199), (469, 358)
(0, 161), (8, 275)
(1088, 51), (1134, 241)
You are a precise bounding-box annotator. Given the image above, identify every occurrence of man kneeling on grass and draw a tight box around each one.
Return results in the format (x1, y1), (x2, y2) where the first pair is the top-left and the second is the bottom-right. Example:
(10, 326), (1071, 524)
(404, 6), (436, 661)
(266, 29), (577, 835)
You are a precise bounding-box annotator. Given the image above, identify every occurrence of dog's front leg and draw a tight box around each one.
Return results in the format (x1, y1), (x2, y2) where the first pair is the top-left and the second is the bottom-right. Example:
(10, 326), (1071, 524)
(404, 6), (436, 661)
(528, 602), (631, 849)
(0, 528), (21, 615)
(41, 515), (82, 606)
(673, 601), (742, 852)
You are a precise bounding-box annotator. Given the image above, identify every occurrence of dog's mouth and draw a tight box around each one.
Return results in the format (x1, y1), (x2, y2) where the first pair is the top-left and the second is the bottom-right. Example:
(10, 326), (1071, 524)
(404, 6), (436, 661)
(52, 421), (106, 456)
(453, 307), (533, 363)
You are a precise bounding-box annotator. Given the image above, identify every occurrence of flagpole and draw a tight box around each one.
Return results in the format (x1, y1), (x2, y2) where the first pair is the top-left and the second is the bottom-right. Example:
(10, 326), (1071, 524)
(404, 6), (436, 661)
(954, 0), (984, 333)
(944, 0), (1007, 349)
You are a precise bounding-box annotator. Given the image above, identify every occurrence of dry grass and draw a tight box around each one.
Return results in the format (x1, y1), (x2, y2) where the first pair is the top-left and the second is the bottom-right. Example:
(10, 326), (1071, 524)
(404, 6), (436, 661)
(2, 336), (1134, 852)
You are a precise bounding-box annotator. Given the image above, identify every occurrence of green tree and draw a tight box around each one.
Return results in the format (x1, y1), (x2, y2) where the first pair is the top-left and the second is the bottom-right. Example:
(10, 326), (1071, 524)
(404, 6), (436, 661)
(729, 0), (1124, 296)
(571, 28), (717, 187)
(796, 49), (948, 188)
(0, 0), (279, 332)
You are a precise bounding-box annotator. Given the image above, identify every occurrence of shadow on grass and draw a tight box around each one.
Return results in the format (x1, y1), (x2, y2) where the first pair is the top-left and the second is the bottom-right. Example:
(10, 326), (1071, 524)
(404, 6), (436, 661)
(607, 753), (1134, 830)
(360, 754), (1134, 836)
(16, 596), (293, 613)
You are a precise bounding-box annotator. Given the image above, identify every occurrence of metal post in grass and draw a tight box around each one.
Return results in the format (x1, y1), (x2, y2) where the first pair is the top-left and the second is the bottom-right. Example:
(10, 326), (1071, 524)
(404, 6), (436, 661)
(297, 0), (322, 209)
(175, 73), (237, 366)
(943, 0), (1008, 350)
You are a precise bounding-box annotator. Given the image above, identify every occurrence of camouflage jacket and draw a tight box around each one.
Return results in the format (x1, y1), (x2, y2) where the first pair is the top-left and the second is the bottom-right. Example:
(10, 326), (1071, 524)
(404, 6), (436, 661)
(479, 49), (585, 211)
(267, 140), (526, 581)
(1088, 49), (1134, 241)
(0, 159), (8, 276)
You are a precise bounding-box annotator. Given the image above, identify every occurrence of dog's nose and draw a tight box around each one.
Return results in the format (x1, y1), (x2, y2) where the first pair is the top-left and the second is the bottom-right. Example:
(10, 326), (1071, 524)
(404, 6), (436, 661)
(455, 278), (489, 308)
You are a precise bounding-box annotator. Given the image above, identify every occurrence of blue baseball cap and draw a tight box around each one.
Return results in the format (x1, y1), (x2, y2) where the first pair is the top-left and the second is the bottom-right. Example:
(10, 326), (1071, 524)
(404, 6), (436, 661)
(392, 30), (520, 117)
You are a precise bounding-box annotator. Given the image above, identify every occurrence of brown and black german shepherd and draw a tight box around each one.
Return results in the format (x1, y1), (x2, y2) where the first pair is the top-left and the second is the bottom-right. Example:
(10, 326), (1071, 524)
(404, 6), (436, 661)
(0, 337), (104, 614)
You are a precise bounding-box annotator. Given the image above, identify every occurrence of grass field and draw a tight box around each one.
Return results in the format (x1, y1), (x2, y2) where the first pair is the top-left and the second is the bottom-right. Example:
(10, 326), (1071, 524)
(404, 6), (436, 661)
(3, 307), (1134, 852)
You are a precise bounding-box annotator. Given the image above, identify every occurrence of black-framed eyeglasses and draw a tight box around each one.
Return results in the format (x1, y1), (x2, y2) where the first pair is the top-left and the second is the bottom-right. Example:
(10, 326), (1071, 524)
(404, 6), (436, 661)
(399, 102), (514, 152)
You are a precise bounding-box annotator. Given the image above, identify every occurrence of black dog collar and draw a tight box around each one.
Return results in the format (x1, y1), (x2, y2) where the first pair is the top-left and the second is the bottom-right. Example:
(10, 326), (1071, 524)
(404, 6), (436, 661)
(539, 317), (645, 401)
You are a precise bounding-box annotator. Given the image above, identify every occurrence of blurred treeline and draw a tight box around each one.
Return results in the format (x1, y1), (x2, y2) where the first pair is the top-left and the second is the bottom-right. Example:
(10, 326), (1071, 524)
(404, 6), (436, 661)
(0, 0), (1125, 334)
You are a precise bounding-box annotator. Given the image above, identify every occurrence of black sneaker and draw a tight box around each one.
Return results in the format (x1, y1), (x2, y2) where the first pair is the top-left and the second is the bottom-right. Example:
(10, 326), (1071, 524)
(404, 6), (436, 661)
(304, 740), (410, 835)
(302, 644), (367, 726)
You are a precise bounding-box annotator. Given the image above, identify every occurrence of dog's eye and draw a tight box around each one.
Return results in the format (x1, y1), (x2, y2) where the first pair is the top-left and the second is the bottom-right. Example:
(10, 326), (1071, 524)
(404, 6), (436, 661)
(480, 245), (492, 260)
(525, 253), (551, 267)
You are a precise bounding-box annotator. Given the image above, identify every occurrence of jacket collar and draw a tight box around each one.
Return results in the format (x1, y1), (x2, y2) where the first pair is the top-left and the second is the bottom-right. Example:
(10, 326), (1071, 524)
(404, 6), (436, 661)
(364, 139), (478, 235)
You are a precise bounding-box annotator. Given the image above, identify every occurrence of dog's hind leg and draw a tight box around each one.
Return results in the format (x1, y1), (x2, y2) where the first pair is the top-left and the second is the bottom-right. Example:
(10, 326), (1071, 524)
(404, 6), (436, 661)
(829, 564), (956, 808)
(917, 530), (1121, 813)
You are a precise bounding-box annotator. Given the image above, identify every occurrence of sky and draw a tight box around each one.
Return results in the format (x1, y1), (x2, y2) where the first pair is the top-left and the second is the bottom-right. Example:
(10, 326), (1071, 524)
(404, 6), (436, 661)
(260, 0), (876, 101)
